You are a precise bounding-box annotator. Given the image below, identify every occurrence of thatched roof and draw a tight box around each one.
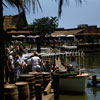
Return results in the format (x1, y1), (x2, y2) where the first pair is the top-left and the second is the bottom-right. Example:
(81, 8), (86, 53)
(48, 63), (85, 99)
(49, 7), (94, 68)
(51, 29), (84, 36)
(3, 12), (28, 31)
(76, 33), (100, 36)
(7, 29), (33, 35)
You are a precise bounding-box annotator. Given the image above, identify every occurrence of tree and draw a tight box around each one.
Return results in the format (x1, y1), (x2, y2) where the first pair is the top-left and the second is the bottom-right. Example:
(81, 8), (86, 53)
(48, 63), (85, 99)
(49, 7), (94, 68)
(30, 17), (58, 37)
(29, 16), (58, 52)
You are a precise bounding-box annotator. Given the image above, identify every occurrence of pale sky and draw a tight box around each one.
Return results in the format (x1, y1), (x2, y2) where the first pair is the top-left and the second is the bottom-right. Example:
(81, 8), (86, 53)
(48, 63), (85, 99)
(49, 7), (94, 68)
(3, 0), (100, 29)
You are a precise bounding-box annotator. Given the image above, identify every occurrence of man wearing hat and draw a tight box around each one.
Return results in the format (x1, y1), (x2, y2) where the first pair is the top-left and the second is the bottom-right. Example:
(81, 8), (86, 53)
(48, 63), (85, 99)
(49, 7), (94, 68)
(31, 51), (41, 72)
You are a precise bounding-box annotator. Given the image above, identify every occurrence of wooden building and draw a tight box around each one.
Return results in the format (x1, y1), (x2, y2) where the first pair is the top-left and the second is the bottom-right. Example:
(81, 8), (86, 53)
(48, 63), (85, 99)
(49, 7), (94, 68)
(51, 24), (100, 43)
(3, 12), (32, 36)
(4, 13), (100, 44)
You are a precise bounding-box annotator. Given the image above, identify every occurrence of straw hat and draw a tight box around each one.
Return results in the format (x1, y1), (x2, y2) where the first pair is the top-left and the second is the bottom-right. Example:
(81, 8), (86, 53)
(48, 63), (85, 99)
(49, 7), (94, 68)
(34, 51), (39, 56)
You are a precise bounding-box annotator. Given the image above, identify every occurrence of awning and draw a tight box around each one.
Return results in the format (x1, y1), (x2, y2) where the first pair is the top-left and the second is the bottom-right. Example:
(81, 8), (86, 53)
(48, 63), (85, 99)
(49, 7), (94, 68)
(27, 35), (35, 38)
(17, 35), (26, 38)
(66, 35), (75, 37)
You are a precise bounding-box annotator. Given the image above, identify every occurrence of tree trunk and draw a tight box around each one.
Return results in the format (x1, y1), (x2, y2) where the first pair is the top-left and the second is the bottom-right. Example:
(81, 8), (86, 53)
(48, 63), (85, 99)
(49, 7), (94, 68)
(36, 37), (41, 53)
(0, 1), (5, 100)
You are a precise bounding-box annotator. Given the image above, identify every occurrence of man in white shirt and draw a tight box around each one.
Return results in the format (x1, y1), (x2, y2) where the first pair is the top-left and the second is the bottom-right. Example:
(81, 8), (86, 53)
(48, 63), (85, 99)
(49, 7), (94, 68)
(18, 51), (25, 73)
(31, 51), (41, 72)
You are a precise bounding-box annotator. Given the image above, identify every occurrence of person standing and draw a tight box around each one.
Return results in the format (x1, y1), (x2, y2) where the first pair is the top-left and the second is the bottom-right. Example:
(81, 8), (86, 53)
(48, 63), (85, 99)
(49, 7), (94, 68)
(18, 51), (25, 73)
(14, 55), (20, 82)
(6, 55), (15, 83)
(5, 54), (10, 84)
(31, 51), (41, 72)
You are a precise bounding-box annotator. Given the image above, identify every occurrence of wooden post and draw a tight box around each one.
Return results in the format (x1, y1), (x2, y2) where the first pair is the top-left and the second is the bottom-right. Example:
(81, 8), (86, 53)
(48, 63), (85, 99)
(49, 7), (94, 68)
(35, 84), (42, 100)
(92, 75), (97, 86)
(64, 54), (66, 66)
(44, 81), (52, 95)
(53, 73), (59, 100)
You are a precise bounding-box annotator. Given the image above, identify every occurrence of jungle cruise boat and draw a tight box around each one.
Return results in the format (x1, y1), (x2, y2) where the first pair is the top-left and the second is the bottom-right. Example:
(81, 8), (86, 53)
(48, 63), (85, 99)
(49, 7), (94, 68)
(58, 72), (89, 93)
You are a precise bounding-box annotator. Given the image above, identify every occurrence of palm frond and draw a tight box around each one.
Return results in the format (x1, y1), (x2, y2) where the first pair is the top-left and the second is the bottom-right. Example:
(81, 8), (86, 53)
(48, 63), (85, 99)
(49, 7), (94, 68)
(32, 0), (36, 13)
(58, 0), (63, 17)
(2, 2), (8, 8)
(22, 0), (42, 13)
(36, 0), (42, 12)
(5, 0), (24, 13)
(5, 0), (15, 7)
(4, 0), (42, 14)
(58, 0), (84, 17)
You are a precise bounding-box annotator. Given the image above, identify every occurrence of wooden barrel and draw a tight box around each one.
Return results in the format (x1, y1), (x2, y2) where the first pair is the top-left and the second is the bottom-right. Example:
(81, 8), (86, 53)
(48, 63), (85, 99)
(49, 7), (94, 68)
(4, 84), (18, 100)
(42, 72), (51, 89)
(29, 72), (44, 91)
(15, 82), (30, 100)
(19, 74), (35, 99)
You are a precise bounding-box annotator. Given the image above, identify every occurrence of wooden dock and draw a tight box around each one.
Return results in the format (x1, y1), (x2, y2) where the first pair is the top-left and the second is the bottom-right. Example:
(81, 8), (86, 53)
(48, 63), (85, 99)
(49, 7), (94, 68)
(88, 75), (100, 86)
(32, 93), (54, 100)
(89, 76), (100, 82)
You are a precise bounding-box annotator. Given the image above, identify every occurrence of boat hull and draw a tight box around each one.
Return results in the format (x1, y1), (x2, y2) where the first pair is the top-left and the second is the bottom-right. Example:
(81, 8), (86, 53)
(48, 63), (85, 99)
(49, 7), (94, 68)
(59, 73), (89, 93)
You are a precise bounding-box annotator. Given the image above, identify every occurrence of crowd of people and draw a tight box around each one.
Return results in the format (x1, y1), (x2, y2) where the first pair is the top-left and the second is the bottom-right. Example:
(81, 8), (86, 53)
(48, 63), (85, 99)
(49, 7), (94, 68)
(5, 41), (79, 84)
(5, 43), (51, 84)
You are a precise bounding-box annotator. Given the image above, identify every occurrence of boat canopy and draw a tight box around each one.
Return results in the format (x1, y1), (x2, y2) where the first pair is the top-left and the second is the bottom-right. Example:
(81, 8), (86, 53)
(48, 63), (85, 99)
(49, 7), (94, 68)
(62, 46), (77, 50)
(66, 35), (75, 37)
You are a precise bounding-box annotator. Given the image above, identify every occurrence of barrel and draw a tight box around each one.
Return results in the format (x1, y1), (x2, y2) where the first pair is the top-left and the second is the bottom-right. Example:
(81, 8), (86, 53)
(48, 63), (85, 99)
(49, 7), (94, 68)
(19, 74), (35, 99)
(15, 82), (30, 100)
(4, 84), (18, 100)
(42, 72), (51, 89)
(29, 72), (44, 91)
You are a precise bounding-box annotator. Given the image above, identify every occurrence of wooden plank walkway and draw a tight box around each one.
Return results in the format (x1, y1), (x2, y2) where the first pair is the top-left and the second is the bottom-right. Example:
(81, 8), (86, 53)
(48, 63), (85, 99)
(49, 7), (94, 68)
(32, 93), (54, 100)
(88, 75), (100, 87)
(89, 76), (100, 83)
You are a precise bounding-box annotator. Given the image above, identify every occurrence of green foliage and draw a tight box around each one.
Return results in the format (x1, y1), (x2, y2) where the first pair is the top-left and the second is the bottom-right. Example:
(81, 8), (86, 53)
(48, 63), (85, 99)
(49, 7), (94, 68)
(28, 16), (58, 37)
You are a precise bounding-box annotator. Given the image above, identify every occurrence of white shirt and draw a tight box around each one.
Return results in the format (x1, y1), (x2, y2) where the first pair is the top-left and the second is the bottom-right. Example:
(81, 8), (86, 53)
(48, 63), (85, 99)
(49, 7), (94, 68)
(18, 56), (25, 65)
(31, 56), (41, 66)
(9, 55), (15, 68)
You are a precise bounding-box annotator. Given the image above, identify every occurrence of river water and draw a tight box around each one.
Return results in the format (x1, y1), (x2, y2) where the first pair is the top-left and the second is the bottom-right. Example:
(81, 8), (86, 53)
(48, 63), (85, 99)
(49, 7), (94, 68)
(60, 52), (100, 100)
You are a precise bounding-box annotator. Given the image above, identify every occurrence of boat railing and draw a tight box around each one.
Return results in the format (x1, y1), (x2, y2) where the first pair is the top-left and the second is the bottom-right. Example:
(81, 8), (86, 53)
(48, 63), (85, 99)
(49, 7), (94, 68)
(41, 50), (84, 68)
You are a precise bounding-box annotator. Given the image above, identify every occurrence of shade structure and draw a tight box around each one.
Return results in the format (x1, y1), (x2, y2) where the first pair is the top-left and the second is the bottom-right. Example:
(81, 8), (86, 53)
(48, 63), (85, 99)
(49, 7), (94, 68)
(17, 35), (26, 38)
(34, 35), (39, 38)
(62, 45), (77, 49)
(51, 35), (57, 37)
(56, 35), (66, 37)
(27, 35), (35, 38)
(66, 35), (75, 37)
(12, 35), (17, 38)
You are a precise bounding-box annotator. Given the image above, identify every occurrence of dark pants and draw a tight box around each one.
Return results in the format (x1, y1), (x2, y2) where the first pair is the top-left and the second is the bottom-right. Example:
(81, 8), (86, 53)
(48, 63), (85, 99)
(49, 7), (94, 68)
(10, 69), (15, 83)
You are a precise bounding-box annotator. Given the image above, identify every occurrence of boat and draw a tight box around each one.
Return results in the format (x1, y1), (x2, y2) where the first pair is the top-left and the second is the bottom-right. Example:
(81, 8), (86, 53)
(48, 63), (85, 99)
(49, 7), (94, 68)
(58, 72), (89, 93)
(36, 45), (89, 93)
(53, 45), (89, 93)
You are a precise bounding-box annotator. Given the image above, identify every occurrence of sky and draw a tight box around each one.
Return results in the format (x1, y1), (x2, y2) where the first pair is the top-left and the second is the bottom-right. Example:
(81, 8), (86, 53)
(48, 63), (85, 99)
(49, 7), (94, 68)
(3, 0), (100, 29)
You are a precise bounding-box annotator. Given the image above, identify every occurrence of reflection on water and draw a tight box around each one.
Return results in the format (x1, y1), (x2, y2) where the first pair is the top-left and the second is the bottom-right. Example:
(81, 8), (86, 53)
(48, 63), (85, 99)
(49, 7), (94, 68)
(60, 93), (88, 100)
(84, 52), (100, 68)
(60, 87), (100, 100)
(86, 87), (100, 100)
(87, 68), (100, 77)
(60, 52), (100, 100)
